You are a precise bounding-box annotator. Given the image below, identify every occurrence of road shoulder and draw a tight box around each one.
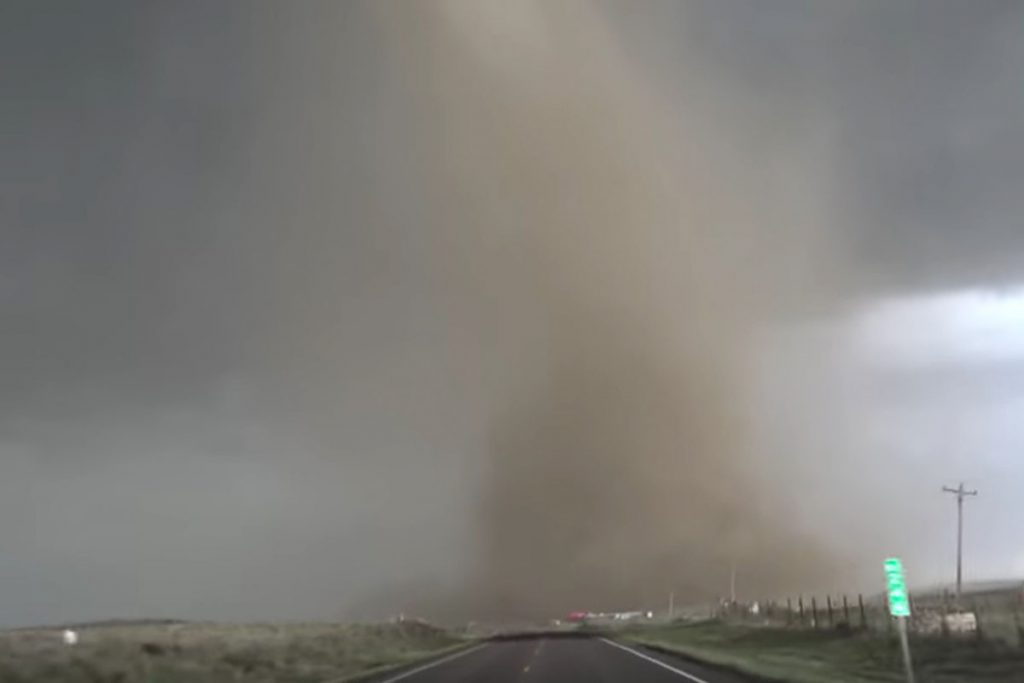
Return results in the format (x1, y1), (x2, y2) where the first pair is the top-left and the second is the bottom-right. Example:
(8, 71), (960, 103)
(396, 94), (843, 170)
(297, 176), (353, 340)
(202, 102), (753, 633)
(603, 636), (774, 682)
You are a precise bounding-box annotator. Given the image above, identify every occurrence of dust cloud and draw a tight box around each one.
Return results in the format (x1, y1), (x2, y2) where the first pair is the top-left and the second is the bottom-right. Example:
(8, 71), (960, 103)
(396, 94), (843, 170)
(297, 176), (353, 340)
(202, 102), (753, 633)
(355, 0), (847, 618)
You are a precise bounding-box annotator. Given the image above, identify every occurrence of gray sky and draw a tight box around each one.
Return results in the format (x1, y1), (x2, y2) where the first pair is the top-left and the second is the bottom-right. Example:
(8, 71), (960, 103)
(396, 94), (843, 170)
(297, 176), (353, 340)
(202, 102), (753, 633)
(2, 0), (1024, 626)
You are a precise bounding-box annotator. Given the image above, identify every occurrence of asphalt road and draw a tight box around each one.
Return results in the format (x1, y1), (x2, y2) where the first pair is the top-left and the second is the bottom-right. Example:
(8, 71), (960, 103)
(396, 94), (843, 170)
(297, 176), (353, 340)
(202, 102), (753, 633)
(364, 635), (754, 683)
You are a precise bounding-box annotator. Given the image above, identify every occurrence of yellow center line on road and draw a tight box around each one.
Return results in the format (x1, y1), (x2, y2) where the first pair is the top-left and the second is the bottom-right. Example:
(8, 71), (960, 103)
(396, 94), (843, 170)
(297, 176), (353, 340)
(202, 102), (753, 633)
(520, 638), (544, 677)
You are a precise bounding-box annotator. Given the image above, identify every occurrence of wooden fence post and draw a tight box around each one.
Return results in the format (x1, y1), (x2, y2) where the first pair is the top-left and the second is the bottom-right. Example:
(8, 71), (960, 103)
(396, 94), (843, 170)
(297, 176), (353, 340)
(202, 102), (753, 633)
(787, 598), (793, 626)
(827, 596), (834, 628)
(798, 596), (805, 625)
(858, 593), (867, 630)
(811, 597), (818, 629)
(941, 595), (951, 639)
(843, 595), (850, 626)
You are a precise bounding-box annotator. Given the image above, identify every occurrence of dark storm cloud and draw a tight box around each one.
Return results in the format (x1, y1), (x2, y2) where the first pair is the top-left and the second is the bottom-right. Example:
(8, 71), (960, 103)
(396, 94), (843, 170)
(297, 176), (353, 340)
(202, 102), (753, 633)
(2, 1), (270, 417)
(813, 1), (1024, 290)
(2, 0), (492, 626)
(608, 0), (1024, 294)
(2, 0), (1023, 626)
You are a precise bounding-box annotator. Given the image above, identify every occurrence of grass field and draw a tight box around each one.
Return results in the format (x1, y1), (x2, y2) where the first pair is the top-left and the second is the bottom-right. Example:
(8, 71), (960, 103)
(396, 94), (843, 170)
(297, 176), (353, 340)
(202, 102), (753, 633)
(620, 620), (1024, 682)
(0, 620), (466, 683)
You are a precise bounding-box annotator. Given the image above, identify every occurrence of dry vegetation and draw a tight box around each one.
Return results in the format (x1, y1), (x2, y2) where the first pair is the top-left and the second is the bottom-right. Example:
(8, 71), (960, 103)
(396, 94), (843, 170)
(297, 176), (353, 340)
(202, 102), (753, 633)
(0, 621), (464, 683)
(620, 618), (1024, 682)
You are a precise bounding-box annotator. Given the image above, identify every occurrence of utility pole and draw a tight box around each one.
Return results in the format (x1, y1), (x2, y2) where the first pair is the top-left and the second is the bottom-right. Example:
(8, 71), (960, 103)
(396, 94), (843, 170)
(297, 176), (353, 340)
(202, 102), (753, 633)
(942, 482), (978, 601)
(730, 560), (737, 603)
(668, 591), (674, 620)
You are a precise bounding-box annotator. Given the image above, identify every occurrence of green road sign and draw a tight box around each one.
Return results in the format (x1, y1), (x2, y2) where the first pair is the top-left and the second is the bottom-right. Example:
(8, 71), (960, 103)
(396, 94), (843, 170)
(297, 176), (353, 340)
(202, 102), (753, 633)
(884, 557), (911, 617)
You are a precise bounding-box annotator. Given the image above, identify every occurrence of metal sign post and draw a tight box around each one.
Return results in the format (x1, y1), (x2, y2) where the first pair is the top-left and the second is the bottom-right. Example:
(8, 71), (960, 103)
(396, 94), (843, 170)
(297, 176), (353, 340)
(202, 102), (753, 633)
(884, 558), (915, 683)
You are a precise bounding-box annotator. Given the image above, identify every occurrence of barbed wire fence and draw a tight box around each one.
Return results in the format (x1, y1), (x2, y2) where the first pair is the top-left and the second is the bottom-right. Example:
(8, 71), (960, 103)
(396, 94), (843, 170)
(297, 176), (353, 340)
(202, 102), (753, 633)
(700, 582), (1024, 647)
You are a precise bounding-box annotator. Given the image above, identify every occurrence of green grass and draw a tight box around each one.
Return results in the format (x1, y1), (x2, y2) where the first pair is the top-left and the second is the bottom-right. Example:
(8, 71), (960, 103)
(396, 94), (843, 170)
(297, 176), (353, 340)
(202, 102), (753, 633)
(0, 621), (468, 683)
(619, 620), (1024, 682)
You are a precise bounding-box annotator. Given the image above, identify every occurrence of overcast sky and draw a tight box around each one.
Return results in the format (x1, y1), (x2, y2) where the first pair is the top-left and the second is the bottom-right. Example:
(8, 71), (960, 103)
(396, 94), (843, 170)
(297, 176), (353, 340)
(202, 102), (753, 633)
(2, 1), (1024, 626)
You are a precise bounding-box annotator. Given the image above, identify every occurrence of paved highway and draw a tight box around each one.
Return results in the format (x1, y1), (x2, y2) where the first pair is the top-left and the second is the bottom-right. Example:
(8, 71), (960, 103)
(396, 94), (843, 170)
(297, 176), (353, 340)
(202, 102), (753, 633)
(363, 635), (753, 683)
